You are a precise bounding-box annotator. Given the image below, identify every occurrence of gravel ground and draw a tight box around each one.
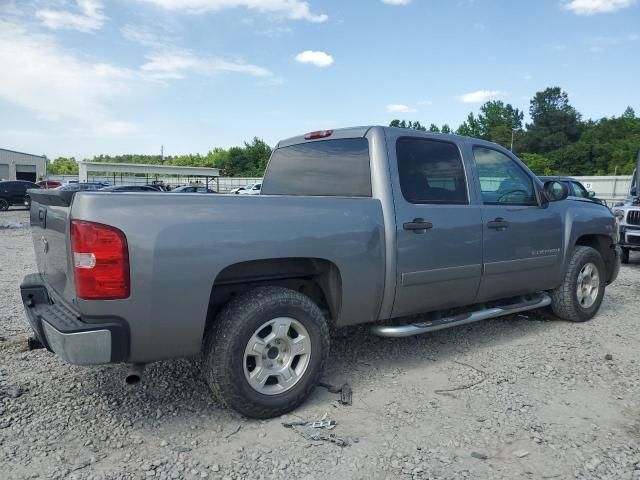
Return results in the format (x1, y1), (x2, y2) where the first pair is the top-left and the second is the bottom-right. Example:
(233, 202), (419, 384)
(1, 208), (639, 480)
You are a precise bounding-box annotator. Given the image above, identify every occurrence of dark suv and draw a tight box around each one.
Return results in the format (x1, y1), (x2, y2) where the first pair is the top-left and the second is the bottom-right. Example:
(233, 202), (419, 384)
(0, 180), (40, 211)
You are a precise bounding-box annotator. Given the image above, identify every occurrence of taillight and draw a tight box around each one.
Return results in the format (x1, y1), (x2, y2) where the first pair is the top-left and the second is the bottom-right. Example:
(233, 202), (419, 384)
(70, 220), (130, 300)
(304, 129), (333, 140)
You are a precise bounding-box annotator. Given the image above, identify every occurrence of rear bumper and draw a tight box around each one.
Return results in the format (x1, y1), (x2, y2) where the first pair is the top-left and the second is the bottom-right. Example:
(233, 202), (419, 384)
(20, 273), (129, 365)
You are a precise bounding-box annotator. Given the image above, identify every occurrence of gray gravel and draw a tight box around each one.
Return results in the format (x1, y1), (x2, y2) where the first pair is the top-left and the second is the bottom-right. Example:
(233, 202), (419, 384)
(1, 208), (639, 479)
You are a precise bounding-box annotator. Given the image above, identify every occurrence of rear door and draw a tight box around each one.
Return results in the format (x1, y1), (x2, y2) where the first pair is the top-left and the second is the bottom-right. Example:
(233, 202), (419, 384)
(389, 135), (483, 318)
(470, 145), (563, 301)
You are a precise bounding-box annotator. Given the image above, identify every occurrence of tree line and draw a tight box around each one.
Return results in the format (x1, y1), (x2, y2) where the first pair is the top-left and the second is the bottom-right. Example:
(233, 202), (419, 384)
(47, 138), (272, 177)
(47, 86), (639, 177)
(391, 87), (639, 176)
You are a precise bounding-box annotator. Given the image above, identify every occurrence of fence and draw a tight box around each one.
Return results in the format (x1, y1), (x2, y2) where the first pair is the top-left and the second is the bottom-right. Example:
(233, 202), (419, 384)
(573, 176), (632, 202)
(47, 175), (262, 193)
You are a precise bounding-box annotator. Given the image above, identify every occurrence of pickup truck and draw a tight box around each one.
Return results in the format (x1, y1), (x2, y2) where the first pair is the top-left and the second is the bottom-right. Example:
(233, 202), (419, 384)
(21, 126), (620, 418)
(612, 152), (640, 263)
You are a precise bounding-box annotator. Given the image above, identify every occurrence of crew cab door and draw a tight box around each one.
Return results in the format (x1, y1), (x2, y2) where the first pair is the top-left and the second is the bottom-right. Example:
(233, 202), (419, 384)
(389, 136), (483, 318)
(470, 145), (564, 301)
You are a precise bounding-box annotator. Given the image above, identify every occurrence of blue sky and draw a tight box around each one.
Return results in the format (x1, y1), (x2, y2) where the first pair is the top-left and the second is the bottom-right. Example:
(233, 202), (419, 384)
(1, 0), (639, 159)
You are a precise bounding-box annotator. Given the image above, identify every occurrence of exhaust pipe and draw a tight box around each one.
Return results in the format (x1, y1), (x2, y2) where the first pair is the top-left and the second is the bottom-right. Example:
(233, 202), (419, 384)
(125, 364), (145, 385)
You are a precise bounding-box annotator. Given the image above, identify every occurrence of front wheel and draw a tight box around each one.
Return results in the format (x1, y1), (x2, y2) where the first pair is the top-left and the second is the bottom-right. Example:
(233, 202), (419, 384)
(550, 246), (606, 322)
(203, 286), (329, 419)
(621, 248), (630, 264)
(0, 198), (9, 211)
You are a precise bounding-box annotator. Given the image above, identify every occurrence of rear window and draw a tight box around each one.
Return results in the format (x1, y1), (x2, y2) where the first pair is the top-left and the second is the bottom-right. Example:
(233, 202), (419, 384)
(261, 138), (371, 197)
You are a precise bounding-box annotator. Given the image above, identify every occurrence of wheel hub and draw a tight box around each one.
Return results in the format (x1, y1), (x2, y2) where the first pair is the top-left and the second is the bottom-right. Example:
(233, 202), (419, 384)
(576, 262), (600, 309)
(243, 317), (312, 395)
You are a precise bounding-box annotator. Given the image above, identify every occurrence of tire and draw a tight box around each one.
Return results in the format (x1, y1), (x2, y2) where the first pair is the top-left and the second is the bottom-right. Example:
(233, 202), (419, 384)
(621, 248), (630, 265)
(550, 246), (606, 322)
(0, 198), (9, 211)
(203, 286), (330, 419)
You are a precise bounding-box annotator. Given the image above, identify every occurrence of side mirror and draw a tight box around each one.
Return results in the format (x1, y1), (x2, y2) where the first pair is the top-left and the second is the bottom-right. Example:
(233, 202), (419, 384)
(543, 180), (569, 202)
(631, 186), (637, 196)
(588, 190), (596, 198)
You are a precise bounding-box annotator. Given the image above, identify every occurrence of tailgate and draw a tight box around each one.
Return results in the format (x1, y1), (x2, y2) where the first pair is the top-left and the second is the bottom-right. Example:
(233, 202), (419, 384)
(28, 189), (76, 302)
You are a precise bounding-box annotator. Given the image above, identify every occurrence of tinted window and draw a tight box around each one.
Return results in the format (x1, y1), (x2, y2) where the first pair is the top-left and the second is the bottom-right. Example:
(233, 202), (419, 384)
(396, 137), (467, 204)
(473, 147), (536, 205)
(262, 138), (371, 197)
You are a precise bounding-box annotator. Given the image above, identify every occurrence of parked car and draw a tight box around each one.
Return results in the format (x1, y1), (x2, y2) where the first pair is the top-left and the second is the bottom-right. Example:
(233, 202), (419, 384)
(57, 182), (108, 191)
(539, 176), (606, 205)
(21, 126), (620, 419)
(36, 180), (62, 189)
(238, 182), (261, 195)
(170, 185), (217, 193)
(612, 151), (640, 263)
(99, 185), (160, 192)
(230, 185), (249, 194)
(0, 180), (40, 210)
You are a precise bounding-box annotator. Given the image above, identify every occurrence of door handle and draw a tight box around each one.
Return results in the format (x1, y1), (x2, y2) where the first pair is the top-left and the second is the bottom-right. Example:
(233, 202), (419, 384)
(487, 217), (509, 229)
(403, 218), (433, 232)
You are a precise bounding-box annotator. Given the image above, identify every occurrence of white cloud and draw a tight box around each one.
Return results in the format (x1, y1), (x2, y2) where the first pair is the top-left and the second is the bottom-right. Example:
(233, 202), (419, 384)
(562, 0), (637, 15)
(382, 0), (411, 5)
(122, 24), (172, 48)
(385, 104), (417, 113)
(137, 0), (328, 22)
(0, 20), (135, 128)
(141, 50), (273, 79)
(294, 50), (333, 67)
(36, 0), (106, 33)
(458, 90), (504, 103)
(417, 100), (433, 106)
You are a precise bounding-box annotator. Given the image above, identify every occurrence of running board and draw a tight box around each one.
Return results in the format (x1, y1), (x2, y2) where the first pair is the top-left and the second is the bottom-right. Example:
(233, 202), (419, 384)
(371, 294), (551, 338)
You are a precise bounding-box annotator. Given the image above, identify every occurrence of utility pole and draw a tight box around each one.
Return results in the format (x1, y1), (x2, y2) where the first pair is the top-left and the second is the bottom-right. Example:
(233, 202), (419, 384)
(160, 145), (164, 163)
(510, 129), (515, 152)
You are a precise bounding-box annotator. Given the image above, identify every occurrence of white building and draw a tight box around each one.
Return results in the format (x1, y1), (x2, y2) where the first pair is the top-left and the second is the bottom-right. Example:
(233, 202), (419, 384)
(0, 148), (46, 182)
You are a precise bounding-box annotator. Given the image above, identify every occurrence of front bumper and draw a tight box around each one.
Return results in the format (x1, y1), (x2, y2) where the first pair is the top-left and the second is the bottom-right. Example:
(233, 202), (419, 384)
(618, 224), (640, 249)
(20, 273), (129, 365)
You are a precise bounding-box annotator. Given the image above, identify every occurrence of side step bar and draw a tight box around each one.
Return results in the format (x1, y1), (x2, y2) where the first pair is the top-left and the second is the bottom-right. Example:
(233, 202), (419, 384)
(371, 293), (551, 338)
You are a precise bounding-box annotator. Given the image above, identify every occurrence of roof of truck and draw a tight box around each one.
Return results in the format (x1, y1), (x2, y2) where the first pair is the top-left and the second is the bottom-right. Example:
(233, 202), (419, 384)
(276, 125), (471, 149)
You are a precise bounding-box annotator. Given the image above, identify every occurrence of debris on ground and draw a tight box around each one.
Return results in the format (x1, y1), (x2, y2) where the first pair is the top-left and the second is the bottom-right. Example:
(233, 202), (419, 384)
(1, 222), (24, 229)
(435, 360), (487, 395)
(283, 414), (353, 447)
(224, 424), (242, 438)
(471, 451), (488, 460)
(319, 381), (353, 406)
(605, 353), (613, 361)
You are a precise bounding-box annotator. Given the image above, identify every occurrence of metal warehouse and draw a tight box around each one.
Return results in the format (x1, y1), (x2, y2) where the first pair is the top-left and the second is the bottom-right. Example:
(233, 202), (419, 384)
(0, 148), (46, 182)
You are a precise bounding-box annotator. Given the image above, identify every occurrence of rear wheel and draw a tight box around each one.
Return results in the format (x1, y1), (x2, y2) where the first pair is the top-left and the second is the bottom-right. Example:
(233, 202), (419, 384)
(0, 198), (9, 211)
(621, 248), (630, 264)
(203, 286), (329, 419)
(550, 246), (606, 322)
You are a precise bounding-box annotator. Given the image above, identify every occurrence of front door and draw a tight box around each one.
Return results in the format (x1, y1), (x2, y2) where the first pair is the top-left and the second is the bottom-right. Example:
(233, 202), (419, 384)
(471, 146), (564, 301)
(391, 136), (483, 318)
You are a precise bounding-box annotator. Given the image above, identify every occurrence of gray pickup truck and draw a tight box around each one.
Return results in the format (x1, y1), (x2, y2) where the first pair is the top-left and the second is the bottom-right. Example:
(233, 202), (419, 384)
(21, 126), (620, 418)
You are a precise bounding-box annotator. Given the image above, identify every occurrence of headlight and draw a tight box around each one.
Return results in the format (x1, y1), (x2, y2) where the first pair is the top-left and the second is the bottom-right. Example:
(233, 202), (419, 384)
(613, 209), (625, 220)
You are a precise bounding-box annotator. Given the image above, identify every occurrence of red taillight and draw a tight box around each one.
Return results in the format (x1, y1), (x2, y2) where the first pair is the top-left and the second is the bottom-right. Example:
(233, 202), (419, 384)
(71, 220), (130, 300)
(304, 129), (333, 140)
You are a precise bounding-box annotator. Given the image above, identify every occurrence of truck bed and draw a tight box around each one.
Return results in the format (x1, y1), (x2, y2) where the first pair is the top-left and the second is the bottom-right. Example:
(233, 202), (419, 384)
(28, 190), (386, 363)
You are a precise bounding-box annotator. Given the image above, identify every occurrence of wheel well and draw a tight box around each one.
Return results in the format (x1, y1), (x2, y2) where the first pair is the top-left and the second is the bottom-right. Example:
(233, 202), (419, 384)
(575, 234), (615, 275)
(206, 258), (342, 332)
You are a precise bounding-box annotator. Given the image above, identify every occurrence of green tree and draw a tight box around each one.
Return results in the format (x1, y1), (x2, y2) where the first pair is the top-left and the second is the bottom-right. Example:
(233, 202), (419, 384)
(429, 123), (440, 133)
(520, 153), (554, 175)
(441, 124), (451, 134)
(47, 157), (79, 174)
(523, 87), (583, 153)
